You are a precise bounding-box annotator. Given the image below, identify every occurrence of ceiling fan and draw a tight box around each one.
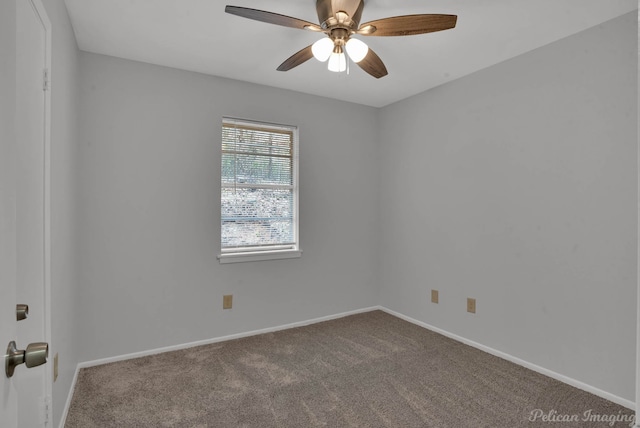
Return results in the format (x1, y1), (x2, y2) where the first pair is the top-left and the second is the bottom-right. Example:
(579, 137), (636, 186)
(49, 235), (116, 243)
(225, 0), (457, 78)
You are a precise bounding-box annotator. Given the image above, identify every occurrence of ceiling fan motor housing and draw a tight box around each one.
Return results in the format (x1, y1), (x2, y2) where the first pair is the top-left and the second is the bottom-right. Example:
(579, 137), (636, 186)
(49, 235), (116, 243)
(329, 27), (349, 46)
(317, 0), (364, 32)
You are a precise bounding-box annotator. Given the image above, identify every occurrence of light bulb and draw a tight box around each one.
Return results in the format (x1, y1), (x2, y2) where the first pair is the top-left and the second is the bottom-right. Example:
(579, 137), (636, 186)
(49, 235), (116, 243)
(327, 52), (346, 72)
(346, 38), (369, 63)
(312, 38), (334, 62)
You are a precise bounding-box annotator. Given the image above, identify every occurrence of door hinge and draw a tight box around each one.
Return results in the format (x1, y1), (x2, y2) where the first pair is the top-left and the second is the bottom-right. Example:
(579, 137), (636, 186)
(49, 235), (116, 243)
(43, 68), (49, 91)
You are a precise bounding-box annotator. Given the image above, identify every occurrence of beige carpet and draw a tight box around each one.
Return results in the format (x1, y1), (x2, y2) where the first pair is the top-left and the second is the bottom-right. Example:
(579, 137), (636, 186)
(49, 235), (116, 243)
(65, 311), (635, 427)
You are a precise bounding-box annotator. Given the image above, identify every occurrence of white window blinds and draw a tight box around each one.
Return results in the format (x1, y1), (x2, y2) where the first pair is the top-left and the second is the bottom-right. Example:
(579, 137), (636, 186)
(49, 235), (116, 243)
(221, 118), (299, 256)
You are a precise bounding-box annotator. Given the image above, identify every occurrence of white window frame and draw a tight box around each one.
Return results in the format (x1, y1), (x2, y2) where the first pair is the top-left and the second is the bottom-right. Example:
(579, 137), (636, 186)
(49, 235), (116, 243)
(218, 117), (301, 264)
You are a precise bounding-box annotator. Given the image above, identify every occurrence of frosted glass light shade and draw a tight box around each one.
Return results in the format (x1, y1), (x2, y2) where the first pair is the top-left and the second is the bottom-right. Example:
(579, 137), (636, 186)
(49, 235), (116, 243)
(327, 52), (346, 72)
(312, 38), (334, 62)
(346, 38), (369, 63)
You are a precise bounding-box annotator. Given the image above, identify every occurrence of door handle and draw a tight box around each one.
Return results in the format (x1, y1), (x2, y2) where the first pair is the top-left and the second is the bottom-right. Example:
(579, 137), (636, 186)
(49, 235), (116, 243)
(5, 341), (48, 378)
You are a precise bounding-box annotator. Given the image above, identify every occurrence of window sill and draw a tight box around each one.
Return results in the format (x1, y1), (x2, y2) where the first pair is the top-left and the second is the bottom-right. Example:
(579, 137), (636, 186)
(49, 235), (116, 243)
(217, 249), (302, 264)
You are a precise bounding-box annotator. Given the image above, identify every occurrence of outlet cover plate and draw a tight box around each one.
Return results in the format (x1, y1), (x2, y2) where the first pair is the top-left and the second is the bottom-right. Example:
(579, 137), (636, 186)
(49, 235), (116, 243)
(467, 298), (476, 314)
(223, 295), (233, 310)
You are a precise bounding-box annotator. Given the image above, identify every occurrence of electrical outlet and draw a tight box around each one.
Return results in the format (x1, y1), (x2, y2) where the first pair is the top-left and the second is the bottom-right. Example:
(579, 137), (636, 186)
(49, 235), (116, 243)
(431, 290), (439, 304)
(467, 298), (476, 314)
(53, 353), (58, 382)
(223, 295), (233, 310)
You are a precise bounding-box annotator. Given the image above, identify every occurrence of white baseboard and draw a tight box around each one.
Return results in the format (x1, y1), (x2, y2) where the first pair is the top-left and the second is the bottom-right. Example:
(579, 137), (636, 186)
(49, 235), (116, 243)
(60, 305), (635, 427)
(379, 306), (636, 411)
(59, 306), (381, 427)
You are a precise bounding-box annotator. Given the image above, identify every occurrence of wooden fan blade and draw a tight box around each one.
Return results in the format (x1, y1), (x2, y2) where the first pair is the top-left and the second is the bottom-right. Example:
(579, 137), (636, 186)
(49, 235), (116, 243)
(356, 48), (388, 79)
(225, 6), (322, 31)
(277, 45), (314, 72)
(358, 14), (457, 37)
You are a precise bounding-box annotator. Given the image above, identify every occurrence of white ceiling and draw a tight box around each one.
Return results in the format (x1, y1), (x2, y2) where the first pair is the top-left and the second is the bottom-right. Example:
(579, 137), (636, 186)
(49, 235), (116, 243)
(64, 0), (637, 108)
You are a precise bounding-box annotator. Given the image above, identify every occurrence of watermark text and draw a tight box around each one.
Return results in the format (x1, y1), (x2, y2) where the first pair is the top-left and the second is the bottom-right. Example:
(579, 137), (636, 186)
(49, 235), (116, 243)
(528, 409), (636, 427)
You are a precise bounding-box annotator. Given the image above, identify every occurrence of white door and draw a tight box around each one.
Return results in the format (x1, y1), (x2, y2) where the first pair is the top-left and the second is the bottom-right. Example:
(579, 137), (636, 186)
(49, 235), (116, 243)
(1, 0), (52, 427)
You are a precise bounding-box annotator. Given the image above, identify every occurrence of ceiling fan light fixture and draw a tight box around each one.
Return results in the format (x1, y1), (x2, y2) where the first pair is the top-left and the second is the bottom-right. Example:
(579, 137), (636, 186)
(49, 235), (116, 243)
(225, 1), (457, 79)
(328, 51), (346, 72)
(311, 38), (334, 62)
(345, 38), (369, 63)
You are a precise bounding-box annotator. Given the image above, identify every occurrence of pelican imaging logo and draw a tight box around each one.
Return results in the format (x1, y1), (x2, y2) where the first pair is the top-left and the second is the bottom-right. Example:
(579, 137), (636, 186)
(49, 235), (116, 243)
(528, 409), (636, 427)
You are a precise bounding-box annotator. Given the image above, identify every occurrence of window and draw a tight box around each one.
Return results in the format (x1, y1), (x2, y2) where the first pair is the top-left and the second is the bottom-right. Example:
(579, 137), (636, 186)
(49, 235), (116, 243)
(218, 117), (300, 263)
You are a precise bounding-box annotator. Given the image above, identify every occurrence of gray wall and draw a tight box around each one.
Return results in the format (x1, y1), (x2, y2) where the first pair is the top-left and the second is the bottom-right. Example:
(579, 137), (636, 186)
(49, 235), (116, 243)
(378, 12), (637, 401)
(76, 53), (380, 362)
(41, 0), (82, 425)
